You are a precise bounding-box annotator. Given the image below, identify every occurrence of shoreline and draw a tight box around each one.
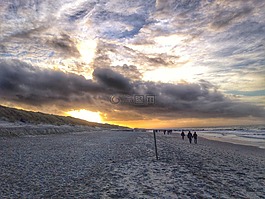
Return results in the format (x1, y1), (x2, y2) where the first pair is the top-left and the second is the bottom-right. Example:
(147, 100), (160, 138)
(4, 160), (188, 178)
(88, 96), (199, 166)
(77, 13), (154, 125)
(196, 132), (265, 150)
(172, 128), (265, 150)
(154, 131), (265, 158)
(191, 134), (265, 157)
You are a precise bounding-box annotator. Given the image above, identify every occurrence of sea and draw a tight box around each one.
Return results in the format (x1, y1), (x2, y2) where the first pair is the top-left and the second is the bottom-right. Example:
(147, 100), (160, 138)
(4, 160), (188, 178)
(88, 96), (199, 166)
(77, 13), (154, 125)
(180, 125), (265, 149)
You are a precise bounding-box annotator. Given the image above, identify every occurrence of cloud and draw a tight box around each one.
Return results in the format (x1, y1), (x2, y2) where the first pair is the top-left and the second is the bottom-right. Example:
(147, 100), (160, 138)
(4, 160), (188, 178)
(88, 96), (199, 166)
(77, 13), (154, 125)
(46, 33), (80, 58)
(0, 59), (98, 106)
(92, 40), (181, 71)
(126, 80), (265, 119)
(155, 0), (201, 12)
(1, 27), (48, 42)
(111, 64), (143, 80)
(0, 59), (264, 121)
(210, 6), (253, 30)
(93, 67), (131, 92)
(1, 0), (265, 124)
(93, 9), (152, 39)
(0, 44), (7, 53)
(92, 41), (114, 68)
(65, 1), (97, 22)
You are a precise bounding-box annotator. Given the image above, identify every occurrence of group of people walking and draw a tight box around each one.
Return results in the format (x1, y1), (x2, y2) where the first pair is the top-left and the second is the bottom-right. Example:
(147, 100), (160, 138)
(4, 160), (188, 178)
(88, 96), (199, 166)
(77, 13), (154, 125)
(181, 130), (197, 144)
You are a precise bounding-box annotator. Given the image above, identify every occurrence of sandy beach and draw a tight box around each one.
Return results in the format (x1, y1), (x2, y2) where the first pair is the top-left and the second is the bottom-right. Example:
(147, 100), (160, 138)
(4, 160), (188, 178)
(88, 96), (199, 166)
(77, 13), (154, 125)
(0, 130), (264, 199)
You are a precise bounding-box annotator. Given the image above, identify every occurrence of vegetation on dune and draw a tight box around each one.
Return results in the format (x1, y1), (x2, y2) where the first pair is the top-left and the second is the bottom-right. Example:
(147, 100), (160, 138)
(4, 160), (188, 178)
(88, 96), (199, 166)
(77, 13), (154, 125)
(0, 105), (125, 129)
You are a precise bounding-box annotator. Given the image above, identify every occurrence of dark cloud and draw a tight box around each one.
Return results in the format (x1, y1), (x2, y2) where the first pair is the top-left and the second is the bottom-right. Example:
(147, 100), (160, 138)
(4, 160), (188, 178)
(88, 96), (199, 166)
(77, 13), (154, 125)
(123, 80), (265, 119)
(147, 57), (169, 66)
(0, 59), (264, 120)
(139, 53), (182, 68)
(46, 34), (80, 58)
(90, 42), (143, 80)
(145, 53), (181, 67)
(93, 67), (131, 92)
(111, 64), (143, 80)
(68, 8), (90, 21)
(12, 27), (48, 39)
(0, 59), (99, 106)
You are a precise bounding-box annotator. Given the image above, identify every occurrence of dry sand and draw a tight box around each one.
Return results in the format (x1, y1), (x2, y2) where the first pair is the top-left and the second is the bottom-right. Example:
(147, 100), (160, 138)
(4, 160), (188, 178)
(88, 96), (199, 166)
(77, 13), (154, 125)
(0, 130), (264, 198)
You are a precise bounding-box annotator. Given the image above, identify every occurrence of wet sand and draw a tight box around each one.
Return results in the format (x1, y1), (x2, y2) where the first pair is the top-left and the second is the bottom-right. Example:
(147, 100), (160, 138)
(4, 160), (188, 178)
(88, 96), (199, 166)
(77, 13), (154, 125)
(0, 130), (264, 198)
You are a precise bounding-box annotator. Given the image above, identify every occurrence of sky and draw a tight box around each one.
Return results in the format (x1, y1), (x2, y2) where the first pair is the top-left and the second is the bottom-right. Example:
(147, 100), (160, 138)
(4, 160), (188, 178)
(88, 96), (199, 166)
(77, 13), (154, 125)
(0, 0), (265, 128)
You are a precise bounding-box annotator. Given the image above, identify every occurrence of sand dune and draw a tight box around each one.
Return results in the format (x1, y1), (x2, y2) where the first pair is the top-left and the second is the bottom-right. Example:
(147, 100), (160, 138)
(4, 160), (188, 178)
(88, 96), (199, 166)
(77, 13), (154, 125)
(0, 120), (97, 137)
(0, 105), (125, 131)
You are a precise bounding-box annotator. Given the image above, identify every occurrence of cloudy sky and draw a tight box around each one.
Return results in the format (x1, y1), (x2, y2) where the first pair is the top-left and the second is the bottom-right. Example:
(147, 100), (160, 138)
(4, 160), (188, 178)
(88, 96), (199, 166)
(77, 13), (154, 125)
(0, 0), (265, 128)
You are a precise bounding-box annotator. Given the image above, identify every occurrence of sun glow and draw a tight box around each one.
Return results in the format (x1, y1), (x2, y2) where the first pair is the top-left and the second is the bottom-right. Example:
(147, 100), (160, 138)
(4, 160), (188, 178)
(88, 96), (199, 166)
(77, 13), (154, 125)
(67, 109), (102, 123)
(77, 39), (97, 64)
(143, 66), (207, 83)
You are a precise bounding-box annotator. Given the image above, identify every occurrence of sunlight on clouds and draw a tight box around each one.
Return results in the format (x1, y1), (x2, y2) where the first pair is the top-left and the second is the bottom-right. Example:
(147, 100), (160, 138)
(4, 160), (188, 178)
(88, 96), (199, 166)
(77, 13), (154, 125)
(128, 34), (189, 55)
(154, 35), (184, 46)
(143, 66), (208, 83)
(67, 109), (102, 123)
(77, 39), (97, 65)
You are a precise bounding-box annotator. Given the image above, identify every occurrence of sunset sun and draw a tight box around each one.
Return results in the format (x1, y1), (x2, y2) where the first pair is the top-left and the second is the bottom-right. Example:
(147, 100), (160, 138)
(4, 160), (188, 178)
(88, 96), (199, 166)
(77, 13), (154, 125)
(67, 109), (102, 123)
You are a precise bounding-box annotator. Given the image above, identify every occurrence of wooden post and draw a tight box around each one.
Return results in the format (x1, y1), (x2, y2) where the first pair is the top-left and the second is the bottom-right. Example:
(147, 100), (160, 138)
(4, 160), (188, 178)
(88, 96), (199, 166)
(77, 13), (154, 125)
(153, 130), (158, 160)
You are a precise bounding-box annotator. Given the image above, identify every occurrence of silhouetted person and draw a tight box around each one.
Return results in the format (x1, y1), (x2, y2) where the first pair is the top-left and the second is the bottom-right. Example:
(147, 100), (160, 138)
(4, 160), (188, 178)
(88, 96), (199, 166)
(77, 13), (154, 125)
(187, 131), (193, 144)
(193, 132), (198, 144)
(181, 131), (185, 140)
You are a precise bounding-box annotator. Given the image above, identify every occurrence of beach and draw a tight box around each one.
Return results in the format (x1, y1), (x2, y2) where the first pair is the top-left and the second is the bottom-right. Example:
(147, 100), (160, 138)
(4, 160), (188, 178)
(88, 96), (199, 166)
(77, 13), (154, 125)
(0, 130), (264, 199)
